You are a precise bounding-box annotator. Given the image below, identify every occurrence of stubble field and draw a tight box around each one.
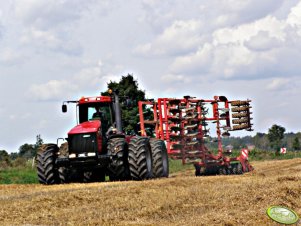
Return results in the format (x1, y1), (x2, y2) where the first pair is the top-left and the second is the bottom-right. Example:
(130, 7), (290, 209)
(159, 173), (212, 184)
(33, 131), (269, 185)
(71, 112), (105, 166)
(0, 158), (300, 225)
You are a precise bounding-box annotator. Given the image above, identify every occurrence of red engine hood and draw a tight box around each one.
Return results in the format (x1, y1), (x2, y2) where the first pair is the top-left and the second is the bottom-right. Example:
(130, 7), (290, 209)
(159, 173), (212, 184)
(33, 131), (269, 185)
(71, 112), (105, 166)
(68, 120), (101, 135)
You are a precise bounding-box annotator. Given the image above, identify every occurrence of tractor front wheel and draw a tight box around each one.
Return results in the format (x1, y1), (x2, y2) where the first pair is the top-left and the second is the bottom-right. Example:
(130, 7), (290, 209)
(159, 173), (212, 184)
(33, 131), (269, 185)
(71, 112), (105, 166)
(36, 144), (60, 185)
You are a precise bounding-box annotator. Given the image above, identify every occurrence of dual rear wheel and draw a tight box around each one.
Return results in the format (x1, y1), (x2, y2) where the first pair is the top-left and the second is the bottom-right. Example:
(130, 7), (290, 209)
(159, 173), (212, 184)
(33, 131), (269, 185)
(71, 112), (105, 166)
(110, 136), (169, 181)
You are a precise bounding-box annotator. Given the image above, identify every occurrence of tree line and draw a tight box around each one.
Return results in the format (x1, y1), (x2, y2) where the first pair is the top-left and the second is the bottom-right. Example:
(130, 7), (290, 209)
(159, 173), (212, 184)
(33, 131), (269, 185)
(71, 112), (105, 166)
(0, 135), (43, 168)
(219, 124), (301, 153)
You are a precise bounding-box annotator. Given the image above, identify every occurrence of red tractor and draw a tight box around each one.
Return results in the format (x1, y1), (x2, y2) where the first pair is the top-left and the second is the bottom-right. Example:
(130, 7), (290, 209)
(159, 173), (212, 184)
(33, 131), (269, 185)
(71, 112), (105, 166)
(36, 90), (169, 184)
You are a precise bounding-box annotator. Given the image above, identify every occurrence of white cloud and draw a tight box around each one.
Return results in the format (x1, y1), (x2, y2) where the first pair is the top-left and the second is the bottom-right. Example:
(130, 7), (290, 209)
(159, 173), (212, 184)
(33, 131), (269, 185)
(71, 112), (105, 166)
(28, 80), (78, 101)
(244, 31), (282, 51)
(169, 43), (212, 74)
(11, 0), (97, 56)
(134, 20), (204, 56)
(14, 0), (92, 30)
(266, 78), (290, 91)
(168, 13), (301, 80)
(20, 27), (82, 55)
(27, 59), (123, 101)
(0, 48), (24, 65)
(161, 74), (191, 83)
(287, 1), (301, 27)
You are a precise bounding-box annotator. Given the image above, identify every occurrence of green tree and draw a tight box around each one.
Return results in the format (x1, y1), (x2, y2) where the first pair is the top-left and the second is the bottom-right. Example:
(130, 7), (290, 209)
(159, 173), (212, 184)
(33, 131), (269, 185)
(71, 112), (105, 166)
(34, 134), (43, 151)
(19, 143), (35, 159)
(0, 150), (12, 168)
(10, 152), (19, 160)
(267, 124), (286, 153)
(102, 74), (146, 134)
(19, 134), (44, 159)
(292, 137), (300, 151)
(0, 150), (9, 161)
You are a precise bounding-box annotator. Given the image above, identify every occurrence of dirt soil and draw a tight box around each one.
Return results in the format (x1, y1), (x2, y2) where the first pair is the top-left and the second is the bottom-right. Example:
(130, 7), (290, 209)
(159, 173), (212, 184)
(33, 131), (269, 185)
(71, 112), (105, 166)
(0, 158), (300, 226)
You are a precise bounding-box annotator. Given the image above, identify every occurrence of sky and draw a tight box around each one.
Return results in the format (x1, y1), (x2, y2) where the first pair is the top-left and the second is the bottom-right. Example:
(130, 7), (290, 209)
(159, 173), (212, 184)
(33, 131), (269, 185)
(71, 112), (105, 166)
(1, 0), (301, 153)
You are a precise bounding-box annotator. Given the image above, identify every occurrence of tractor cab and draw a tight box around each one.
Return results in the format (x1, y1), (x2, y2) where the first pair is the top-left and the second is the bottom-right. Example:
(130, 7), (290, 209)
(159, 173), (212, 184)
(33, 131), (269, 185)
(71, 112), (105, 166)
(57, 95), (117, 169)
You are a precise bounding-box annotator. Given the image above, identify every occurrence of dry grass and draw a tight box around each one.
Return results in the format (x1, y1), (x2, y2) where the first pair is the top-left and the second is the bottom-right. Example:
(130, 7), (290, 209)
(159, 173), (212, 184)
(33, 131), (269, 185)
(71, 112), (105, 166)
(0, 159), (301, 226)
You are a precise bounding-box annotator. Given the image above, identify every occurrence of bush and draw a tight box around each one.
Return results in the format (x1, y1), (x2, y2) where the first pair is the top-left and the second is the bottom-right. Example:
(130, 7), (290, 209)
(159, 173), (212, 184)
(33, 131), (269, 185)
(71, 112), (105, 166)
(12, 157), (27, 168)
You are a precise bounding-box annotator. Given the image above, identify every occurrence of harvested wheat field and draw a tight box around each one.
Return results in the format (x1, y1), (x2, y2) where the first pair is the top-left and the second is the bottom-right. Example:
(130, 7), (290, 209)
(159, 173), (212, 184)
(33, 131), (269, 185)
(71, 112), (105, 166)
(0, 158), (300, 226)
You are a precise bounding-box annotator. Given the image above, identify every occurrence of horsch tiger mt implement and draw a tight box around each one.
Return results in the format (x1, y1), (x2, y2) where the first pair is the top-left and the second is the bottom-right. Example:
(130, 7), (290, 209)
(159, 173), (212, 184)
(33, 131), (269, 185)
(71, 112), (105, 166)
(138, 95), (254, 176)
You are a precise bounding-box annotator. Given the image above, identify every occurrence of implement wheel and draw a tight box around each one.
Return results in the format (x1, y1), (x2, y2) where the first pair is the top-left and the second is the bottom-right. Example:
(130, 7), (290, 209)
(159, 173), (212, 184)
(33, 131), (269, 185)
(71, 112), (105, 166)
(128, 136), (153, 180)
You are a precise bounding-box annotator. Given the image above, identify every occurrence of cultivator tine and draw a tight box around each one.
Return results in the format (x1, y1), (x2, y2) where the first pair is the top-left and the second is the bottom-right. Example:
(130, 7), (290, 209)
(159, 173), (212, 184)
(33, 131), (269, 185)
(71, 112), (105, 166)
(232, 112), (249, 118)
(230, 100), (251, 106)
(185, 131), (199, 137)
(218, 108), (230, 112)
(232, 124), (250, 130)
(184, 124), (198, 130)
(183, 107), (196, 112)
(232, 118), (249, 124)
(186, 141), (199, 146)
(231, 106), (251, 112)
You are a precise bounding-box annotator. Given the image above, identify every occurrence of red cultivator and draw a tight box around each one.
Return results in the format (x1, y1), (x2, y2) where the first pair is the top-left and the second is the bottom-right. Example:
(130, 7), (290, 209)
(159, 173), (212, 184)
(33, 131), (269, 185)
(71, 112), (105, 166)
(139, 95), (254, 176)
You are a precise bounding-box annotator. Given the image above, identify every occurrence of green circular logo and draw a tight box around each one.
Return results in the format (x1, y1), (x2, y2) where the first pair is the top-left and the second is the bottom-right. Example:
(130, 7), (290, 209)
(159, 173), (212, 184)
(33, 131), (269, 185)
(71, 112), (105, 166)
(267, 206), (299, 224)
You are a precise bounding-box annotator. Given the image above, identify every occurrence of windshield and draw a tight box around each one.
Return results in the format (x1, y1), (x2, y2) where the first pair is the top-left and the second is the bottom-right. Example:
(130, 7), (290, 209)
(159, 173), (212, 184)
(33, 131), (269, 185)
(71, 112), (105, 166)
(78, 102), (114, 125)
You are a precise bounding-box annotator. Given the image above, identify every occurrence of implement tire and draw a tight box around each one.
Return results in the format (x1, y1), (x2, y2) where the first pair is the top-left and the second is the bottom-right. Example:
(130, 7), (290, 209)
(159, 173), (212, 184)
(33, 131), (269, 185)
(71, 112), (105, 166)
(37, 144), (60, 185)
(150, 139), (169, 178)
(107, 138), (129, 181)
(128, 136), (153, 180)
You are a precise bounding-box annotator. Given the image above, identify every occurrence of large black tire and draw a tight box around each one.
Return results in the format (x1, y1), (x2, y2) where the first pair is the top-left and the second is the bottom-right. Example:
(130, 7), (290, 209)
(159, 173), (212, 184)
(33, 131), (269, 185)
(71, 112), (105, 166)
(36, 144), (60, 185)
(58, 143), (69, 183)
(236, 163), (243, 174)
(36, 152), (46, 184)
(107, 138), (129, 181)
(128, 136), (153, 180)
(58, 167), (70, 184)
(150, 139), (169, 178)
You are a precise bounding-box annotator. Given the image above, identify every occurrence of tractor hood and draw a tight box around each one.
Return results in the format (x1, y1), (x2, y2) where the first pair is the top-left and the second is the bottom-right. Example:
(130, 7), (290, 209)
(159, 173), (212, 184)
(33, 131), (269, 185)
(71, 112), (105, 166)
(68, 120), (101, 135)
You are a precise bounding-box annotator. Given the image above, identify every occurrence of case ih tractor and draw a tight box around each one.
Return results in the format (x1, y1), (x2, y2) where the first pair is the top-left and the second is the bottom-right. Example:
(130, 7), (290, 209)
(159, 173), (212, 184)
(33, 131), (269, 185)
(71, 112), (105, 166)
(36, 90), (169, 184)
(138, 95), (254, 176)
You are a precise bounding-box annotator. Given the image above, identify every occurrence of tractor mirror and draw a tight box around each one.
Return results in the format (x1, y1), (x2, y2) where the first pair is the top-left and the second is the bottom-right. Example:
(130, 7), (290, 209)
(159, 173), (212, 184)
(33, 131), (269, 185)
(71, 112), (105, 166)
(62, 104), (67, 113)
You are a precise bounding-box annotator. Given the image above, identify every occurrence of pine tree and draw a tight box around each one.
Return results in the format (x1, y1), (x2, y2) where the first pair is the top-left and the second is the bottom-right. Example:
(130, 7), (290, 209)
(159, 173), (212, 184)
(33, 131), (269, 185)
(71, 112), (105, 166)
(102, 74), (146, 134)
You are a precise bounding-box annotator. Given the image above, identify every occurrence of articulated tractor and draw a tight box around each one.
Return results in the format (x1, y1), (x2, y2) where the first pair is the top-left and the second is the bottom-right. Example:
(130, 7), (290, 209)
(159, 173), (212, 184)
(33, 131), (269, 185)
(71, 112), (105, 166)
(37, 90), (168, 184)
